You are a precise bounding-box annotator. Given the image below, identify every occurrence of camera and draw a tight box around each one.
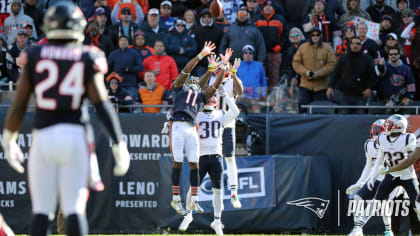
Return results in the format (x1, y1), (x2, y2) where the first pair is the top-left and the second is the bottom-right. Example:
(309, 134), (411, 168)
(308, 71), (314, 77)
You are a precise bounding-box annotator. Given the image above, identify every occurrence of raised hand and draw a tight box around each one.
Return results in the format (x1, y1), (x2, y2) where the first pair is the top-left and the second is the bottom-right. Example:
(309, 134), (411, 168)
(231, 57), (241, 74)
(201, 41), (216, 57)
(220, 48), (233, 66)
(208, 54), (220, 72)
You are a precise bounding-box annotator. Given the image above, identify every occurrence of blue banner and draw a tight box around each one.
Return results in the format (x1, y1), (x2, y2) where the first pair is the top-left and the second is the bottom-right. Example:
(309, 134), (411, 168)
(181, 156), (276, 212)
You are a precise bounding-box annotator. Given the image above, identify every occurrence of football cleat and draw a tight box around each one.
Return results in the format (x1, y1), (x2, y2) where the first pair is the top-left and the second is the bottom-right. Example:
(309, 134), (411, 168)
(178, 212), (193, 231)
(171, 200), (188, 216)
(210, 220), (224, 235)
(189, 201), (204, 213)
(231, 195), (242, 209)
(384, 230), (394, 236)
(348, 226), (363, 236)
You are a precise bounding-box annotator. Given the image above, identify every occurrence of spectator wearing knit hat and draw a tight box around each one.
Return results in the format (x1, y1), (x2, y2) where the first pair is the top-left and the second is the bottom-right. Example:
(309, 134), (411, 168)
(106, 72), (134, 112)
(378, 15), (393, 48)
(94, 7), (113, 37)
(336, 22), (356, 57)
(292, 27), (336, 113)
(338, 0), (371, 32)
(83, 20), (114, 58)
(303, 0), (339, 44)
(220, 7), (266, 64)
(129, 30), (155, 62)
(255, 0), (287, 89)
(400, 8), (415, 63)
(379, 32), (409, 64)
(164, 18), (197, 71)
(366, 0), (395, 23)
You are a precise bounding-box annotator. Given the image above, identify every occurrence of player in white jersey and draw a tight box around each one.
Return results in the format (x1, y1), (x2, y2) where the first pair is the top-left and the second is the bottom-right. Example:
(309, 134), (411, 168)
(208, 57), (244, 208)
(179, 86), (240, 235)
(347, 119), (397, 236)
(349, 114), (420, 236)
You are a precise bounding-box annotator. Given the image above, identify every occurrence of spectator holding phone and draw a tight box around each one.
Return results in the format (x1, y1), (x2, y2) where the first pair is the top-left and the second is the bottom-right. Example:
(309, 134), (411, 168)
(292, 27), (336, 113)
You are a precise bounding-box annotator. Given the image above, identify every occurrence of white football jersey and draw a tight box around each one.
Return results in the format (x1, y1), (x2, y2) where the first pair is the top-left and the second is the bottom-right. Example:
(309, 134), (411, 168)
(364, 139), (385, 181)
(378, 133), (417, 180)
(197, 110), (224, 156)
(209, 75), (236, 128)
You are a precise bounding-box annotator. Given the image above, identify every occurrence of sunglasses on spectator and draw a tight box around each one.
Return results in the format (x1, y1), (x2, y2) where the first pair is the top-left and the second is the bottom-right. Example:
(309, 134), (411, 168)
(243, 51), (253, 54)
(290, 33), (299, 37)
(161, 6), (171, 10)
(237, 12), (248, 17)
(110, 81), (119, 84)
(248, 0), (258, 2)
(311, 33), (320, 37)
(176, 24), (185, 27)
(387, 37), (395, 40)
(352, 42), (361, 45)
(122, 12), (131, 15)
(389, 53), (399, 56)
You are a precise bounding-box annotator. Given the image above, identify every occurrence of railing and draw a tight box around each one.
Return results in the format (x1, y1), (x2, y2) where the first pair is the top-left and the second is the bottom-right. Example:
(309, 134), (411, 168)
(301, 104), (420, 115)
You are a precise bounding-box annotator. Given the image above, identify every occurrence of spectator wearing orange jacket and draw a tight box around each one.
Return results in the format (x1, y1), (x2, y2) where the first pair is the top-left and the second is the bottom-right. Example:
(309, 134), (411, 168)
(142, 40), (179, 90)
(255, 1), (287, 89)
(138, 70), (169, 113)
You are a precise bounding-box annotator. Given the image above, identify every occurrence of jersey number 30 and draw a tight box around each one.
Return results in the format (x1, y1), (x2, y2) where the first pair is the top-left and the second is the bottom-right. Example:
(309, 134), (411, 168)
(35, 60), (85, 110)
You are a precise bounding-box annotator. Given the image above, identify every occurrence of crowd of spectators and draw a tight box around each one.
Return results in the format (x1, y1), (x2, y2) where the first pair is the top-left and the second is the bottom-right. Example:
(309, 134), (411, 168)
(0, 0), (419, 114)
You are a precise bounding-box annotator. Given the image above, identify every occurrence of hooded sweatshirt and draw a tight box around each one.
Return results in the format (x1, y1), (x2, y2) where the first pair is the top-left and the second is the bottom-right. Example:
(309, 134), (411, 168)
(4, 0), (37, 45)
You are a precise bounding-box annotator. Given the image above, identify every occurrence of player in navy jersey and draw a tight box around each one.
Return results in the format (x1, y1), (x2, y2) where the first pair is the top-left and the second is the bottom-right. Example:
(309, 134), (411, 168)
(169, 41), (233, 216)
(1, 2), (129, 236)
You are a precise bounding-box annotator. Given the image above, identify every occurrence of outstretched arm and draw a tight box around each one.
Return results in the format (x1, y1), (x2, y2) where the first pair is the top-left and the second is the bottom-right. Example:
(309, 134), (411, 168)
(199, 54), (219, 89)
(173, 41), (216, 88)
(204, 48), (233, 99)
(387, 147), (420, 173)
(231, 58), (243, 96)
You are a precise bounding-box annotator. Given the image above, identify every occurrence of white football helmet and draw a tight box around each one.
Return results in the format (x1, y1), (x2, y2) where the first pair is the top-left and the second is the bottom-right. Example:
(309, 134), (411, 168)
(370, 119), (385, 139)
(203, 96), (217, 111)
(384, 114), (408, 135)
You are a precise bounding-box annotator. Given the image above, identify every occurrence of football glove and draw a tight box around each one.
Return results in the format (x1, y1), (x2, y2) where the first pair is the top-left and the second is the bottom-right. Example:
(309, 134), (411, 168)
(346, 183), (362, 195)
(208, 55), (219, 72)
(231, 58), (241, 74)
(112, 140), (130, 176)
(367, 177), (376, 191)
(2, 129), (24, 174)
(161, 122), (170, 134)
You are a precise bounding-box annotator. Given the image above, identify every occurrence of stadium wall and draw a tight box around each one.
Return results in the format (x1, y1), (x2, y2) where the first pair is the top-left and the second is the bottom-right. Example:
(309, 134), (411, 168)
(1, 113), (417, 234)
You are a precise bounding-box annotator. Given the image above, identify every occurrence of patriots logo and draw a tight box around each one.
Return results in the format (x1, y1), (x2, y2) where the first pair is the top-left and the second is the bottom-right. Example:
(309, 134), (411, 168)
(287, 197), (330, 219)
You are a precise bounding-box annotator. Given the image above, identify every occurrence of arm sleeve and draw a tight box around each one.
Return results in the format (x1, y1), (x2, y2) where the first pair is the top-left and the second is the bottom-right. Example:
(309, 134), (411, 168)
(94, 100), (123, 143)
(401, 22), (415, 39)
(222, 95), (240, 125)
(370, 146), (385, 180)
(355, 151), (374, 185)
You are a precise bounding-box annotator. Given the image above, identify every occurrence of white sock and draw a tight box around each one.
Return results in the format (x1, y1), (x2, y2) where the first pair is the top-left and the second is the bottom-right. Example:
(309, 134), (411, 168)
(353, 194), (362, 224)
(383, 215), (391, 231)
(212, 188), (223, 219)
(173, 195), (181, 201)
(186, 188), (192, 211)
(225, 156), (238, 196)
(191, 195), (198, 203)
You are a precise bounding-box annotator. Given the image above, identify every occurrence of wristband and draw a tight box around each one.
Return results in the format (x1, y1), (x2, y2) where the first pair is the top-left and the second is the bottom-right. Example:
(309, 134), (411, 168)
(197, 52), (205, 60)
(181, 70), (190, 76)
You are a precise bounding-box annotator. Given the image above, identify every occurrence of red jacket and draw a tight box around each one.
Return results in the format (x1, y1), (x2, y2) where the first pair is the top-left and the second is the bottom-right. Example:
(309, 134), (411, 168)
(142, 54), (178, 90)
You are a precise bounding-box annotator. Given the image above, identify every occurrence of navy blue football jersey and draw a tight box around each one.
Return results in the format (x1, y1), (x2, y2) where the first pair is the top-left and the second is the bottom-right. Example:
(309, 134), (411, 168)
(171, 84), (207, 123)
(25, 44), (107, 129)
